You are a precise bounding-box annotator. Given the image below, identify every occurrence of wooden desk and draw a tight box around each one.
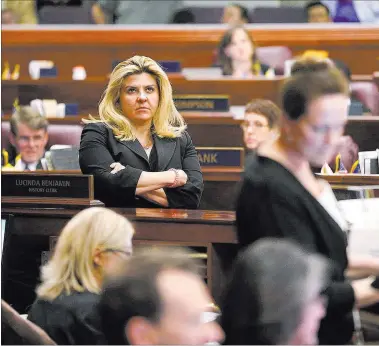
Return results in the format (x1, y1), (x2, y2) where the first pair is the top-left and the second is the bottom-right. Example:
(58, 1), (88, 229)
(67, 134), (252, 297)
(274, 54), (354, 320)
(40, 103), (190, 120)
(3, 114), (376, 150)
(1, 77), (282, 111)
(1, 207), (238, 313)
(2, 25), (379, 76)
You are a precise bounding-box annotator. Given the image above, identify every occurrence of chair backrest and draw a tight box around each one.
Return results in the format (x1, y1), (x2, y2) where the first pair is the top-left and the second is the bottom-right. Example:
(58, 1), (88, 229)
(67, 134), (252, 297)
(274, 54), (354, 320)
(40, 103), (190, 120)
(250, 6), (307, 23)
(187, 6), (224, 24)
(350, 81), (379, 115)
(38, 2), (93, 24)
(255, 46), (293, 75)
(1, 299), (56, 345)
(1, 122), (83, 149)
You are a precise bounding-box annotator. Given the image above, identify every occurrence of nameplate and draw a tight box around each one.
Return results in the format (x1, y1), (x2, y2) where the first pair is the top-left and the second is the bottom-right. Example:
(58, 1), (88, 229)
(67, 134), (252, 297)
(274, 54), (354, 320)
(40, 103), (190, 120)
(158, 61), (181, 73)
(174, 95), (229, 112)
(196, 147), (244, 168)
(1, 172), (98, 208)
(64, 103), (79, 116)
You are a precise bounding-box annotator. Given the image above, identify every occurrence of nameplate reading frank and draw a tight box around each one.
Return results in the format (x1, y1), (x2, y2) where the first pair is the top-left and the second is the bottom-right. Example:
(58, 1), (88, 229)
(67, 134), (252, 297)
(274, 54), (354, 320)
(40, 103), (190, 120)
(174, 95), (229, 112)
(196, 147), (244, 168)
(1, 173), (92, 199)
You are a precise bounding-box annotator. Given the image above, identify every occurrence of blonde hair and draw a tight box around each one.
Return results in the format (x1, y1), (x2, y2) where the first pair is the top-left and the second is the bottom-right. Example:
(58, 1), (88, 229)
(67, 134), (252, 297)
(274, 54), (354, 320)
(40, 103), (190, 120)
(36, 207), (134, 300)
(84, 55), (187, 141)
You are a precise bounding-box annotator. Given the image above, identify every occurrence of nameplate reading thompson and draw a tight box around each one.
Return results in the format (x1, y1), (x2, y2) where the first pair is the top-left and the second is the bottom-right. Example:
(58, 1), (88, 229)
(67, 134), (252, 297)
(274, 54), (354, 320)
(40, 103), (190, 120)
(174, 95), (229, 112)
(1, 173), (93, 199)
(196, 147), (244, 168)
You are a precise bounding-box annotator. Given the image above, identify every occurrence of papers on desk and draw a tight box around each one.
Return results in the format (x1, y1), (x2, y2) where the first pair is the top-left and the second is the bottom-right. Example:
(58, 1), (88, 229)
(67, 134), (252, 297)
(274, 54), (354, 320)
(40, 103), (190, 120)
(230, 106), (245, 119)
(182, 68), (223, 80)
(44, 146), (80, 170)
(339, 198), (379, 258)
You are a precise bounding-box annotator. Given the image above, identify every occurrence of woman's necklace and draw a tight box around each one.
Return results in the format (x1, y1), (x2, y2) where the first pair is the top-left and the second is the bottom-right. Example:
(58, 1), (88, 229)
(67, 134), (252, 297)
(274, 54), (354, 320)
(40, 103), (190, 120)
(142, 138), (153, 150)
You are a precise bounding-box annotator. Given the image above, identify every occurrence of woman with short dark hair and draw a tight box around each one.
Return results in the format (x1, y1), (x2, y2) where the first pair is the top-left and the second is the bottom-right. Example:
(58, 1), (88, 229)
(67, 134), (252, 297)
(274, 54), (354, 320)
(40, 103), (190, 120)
(241, 98), (281, 151)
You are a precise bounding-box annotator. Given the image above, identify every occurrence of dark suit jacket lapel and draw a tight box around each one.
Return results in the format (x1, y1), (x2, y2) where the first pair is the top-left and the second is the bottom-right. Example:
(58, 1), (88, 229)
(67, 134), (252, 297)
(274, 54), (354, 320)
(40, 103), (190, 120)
(154, 134), (177, 171)
(118, 139), (150, 164)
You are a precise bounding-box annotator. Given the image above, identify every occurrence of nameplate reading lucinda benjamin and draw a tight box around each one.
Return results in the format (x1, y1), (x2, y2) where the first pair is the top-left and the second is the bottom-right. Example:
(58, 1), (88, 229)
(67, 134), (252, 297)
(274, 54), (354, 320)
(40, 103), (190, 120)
(2, 173), (92, 199)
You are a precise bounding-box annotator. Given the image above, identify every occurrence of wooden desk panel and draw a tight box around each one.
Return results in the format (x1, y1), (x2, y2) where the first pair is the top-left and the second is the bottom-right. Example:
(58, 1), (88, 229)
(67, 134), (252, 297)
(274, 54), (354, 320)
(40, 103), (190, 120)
(1, 77), (281, 111)
(2, 26), (379, 76)
(1, 207), (237, 312)
(1, 115), (377, 151)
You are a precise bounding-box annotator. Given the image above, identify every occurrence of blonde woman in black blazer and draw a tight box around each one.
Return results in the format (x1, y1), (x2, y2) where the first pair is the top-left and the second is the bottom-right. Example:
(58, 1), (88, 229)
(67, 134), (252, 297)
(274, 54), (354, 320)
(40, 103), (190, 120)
(79, 56), (203, 208)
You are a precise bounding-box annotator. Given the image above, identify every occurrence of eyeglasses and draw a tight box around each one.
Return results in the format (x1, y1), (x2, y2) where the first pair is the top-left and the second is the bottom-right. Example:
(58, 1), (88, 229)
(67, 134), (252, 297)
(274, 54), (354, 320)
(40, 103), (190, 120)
(241, 121), (269, 131)
(17, 135), (45, 144)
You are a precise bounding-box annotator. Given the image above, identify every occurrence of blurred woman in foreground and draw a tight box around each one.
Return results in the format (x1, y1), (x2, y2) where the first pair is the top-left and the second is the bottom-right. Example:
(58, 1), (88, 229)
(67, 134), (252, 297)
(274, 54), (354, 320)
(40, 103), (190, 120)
(28, 207), (134, 345)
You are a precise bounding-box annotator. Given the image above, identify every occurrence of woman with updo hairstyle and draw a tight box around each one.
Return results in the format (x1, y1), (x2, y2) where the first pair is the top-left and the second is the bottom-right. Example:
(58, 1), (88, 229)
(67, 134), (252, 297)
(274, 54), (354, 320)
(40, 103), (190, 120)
(27, 207), (134, 345)
(236, 57), (379, 344)
(79, 55), (203, 209)
(217, 26), (272, 78)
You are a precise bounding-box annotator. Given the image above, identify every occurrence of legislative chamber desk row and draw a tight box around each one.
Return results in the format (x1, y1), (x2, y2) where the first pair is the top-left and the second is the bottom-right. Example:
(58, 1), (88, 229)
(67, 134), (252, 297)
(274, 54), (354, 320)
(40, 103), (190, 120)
(2, 173), (379, 313)
(2, 74), (378, 114)
(3, 25), (379, 76)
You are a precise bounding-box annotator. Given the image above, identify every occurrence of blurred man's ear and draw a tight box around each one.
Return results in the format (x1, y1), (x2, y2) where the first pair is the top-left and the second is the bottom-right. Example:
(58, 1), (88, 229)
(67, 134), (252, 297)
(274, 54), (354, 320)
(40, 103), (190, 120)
(126, 316), (158, 345)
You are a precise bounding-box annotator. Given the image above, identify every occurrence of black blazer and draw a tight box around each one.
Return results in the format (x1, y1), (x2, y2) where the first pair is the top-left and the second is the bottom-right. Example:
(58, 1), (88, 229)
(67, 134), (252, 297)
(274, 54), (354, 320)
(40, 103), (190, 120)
(236, 155), (355, 345)
(27, 291), (105, 345)
(79, 122), (203, 208)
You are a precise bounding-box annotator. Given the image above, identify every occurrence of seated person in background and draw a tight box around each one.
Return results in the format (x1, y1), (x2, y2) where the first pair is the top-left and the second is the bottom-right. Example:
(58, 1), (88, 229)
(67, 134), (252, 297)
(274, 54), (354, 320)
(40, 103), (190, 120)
(323, 0), (379, 23)
(99, 247), (224, 345)
(36, 0), (83, 11)
(2, 0), (38, 24)
(2, 9), (18, 24)
(217, 26), (273, 78)
(305, 0), (332, 23)
(221, 3), (249, 25)
(91, 0), (184, 24)
(170, 8), (195, 24)
(242, 98), (281, 152)
(79, 56), (203, 209)
(221, 238), (330, 345)
(3, 106), (49, 171)
(27, 207), (134, 345)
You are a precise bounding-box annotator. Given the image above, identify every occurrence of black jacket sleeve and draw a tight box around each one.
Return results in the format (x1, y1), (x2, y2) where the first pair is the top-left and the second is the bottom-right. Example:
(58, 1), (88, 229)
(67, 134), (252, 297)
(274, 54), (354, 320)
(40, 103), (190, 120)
(79, 123), (143, 203)
(164, 131), (203, 209)
(236, 178), (355, 315)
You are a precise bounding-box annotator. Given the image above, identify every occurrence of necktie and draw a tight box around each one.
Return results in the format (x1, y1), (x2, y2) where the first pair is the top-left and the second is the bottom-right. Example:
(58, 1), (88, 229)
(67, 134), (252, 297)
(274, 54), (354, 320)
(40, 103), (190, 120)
(24, 163), (30, 171)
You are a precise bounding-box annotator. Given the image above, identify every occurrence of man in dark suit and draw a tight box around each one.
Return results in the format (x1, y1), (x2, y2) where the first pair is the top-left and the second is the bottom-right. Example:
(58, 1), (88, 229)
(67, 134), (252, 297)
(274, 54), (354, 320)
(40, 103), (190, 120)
(6, 106), (49, 171)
